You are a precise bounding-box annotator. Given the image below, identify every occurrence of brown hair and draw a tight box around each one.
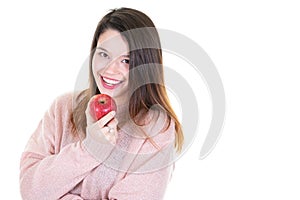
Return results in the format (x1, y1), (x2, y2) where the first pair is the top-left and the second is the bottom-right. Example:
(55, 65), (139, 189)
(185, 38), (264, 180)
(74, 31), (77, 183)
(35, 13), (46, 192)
(71, 7), (184, 152)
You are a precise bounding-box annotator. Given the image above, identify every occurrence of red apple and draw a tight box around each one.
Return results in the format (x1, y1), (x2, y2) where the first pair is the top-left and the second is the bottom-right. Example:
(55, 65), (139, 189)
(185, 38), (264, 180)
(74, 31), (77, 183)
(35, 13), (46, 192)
(89, 94), (117, 120)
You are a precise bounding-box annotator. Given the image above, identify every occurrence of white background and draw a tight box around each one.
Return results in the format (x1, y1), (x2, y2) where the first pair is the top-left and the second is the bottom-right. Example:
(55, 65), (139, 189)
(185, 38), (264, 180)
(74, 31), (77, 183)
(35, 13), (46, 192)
(1, 0), (300, 199)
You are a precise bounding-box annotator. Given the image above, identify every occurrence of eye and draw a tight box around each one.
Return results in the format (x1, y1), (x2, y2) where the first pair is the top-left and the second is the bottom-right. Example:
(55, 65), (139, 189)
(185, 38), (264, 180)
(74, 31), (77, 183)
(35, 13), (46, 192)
(121, 59), (130, 64)
(98, 52), (109, 59)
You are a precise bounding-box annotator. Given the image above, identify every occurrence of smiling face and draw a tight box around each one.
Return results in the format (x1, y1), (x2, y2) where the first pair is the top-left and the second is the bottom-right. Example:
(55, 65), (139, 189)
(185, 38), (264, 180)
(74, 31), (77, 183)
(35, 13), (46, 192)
(92, 29), (130, 104)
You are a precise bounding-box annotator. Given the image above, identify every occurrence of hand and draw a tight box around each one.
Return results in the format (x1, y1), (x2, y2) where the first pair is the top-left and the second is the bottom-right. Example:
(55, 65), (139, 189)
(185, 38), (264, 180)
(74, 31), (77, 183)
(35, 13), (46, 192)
(85, 99), (118, 145)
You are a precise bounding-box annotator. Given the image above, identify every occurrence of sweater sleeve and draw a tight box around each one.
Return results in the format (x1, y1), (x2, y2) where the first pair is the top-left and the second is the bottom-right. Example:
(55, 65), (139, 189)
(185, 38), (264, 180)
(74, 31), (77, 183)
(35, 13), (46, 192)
(109, 165), (174, 200)
(19, 94), (101, 200)
(108, 113), (177, 200)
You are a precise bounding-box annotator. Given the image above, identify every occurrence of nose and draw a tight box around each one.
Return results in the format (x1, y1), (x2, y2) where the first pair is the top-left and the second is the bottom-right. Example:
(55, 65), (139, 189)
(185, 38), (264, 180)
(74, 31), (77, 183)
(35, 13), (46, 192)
(104, 58), (120, 74)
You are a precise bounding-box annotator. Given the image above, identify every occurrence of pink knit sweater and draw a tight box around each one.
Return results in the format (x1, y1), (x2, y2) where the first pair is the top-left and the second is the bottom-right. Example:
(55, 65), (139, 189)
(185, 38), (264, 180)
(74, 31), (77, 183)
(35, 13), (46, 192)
(20, 93), (176, 200)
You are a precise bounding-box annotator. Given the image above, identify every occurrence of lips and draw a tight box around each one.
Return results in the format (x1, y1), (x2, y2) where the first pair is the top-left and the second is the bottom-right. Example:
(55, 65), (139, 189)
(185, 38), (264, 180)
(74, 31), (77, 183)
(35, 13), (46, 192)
(100, 75), (123, 90)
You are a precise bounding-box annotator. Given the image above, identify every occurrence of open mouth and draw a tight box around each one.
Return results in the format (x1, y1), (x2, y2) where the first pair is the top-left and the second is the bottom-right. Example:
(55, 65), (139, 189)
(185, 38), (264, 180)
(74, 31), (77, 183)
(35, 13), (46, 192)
(100, 76), (123, 89)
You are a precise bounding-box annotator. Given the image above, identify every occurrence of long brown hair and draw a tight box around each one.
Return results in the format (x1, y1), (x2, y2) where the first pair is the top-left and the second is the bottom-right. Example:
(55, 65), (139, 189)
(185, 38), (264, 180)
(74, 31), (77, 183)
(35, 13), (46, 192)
(71, 7), (184, 152)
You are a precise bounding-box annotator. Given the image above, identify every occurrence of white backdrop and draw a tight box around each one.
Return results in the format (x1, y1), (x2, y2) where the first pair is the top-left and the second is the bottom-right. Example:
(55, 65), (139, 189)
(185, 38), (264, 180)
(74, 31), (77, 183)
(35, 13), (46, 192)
(1, 0), (300, 199)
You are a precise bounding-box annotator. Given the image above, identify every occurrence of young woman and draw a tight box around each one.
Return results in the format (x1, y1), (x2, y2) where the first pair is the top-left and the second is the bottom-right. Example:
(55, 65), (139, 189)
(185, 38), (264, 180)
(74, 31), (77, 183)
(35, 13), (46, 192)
(20, 7), (183, 200)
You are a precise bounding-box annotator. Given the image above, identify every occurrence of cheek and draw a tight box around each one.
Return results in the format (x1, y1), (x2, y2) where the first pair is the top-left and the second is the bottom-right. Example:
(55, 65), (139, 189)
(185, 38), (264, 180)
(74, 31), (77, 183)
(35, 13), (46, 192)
(92, 55), (108, 72)
(121, 66), (130, 80)
(91, 62), (98, 80)
(92, 57), (103, 81)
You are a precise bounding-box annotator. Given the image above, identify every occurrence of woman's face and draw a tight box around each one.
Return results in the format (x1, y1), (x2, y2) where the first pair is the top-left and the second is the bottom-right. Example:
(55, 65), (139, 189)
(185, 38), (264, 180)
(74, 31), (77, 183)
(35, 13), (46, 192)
(92, 29), (130, 103)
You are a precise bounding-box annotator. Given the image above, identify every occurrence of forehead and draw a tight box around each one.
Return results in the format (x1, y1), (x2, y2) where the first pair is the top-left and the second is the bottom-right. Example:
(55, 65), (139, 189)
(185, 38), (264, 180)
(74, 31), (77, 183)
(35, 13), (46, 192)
(97, 29), (129, 54)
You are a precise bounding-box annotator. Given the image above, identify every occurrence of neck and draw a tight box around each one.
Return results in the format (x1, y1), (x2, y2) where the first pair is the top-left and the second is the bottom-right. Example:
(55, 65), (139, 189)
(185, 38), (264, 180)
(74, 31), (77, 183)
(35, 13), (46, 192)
(115, 98), (131, 123)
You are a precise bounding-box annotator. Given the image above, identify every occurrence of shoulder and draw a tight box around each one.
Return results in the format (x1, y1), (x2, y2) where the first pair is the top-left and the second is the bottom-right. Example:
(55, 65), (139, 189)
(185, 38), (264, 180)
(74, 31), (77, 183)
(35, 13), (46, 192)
(124, 108), (176, 173)
(53, 92), (74, 106)
(45, 92), (80, 144)
(139, 108), (176, 153)
(142, 107), (174, 134)
(45, 92), (76, 130)
(48, 92), (74, 114)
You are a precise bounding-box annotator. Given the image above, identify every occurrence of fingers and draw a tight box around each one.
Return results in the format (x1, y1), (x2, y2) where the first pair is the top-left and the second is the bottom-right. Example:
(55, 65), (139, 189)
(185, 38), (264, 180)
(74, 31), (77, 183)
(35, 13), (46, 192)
(97, 111), (116, 128)
(85, 98), (118, 145)
(106, 118), (118, 128)
(95, 115), (118, 144)
(103, 129), (117, 145)
(102, 118), (118, 144)
(87, 121), (118, 145)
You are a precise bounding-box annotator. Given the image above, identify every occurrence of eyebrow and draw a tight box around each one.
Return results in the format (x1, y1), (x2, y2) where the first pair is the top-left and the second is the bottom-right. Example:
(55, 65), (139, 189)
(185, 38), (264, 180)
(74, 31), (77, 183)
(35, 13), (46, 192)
(96, 46), (108, 52)
(96, 46), (130, 58)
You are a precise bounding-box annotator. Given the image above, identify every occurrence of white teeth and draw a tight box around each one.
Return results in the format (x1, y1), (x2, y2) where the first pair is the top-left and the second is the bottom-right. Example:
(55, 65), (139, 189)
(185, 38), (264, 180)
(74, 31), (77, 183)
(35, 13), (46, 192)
(102, 77), (121, 85)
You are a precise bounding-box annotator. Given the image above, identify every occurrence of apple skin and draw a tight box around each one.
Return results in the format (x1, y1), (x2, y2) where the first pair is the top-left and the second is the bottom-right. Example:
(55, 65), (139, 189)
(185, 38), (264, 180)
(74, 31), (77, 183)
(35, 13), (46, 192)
(89, 94), (117, 120)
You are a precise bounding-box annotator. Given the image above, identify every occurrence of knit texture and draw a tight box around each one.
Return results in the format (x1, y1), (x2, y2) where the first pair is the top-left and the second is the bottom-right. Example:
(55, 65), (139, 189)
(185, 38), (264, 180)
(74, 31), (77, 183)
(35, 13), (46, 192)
(20, 93), (176, 200)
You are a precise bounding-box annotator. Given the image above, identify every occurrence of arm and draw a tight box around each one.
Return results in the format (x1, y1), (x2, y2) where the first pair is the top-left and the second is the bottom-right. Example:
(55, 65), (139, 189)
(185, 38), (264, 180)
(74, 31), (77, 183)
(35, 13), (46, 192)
(20, 141), (100, 200)
(19, 94), (115, 200)
(109, 165), (174, 200)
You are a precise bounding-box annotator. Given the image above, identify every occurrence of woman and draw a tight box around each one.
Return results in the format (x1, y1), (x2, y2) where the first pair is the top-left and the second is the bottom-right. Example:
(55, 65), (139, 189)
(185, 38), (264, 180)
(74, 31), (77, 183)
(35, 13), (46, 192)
(20, 7), (183, 200)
